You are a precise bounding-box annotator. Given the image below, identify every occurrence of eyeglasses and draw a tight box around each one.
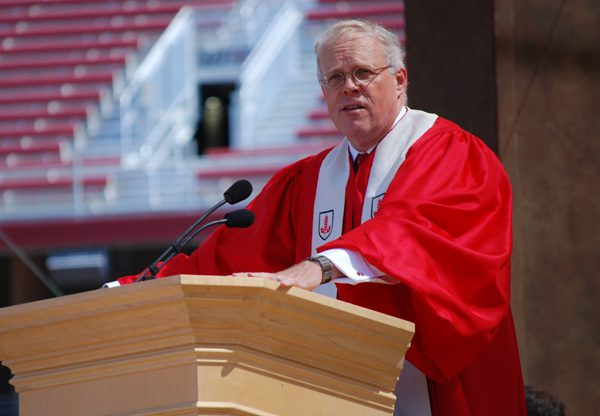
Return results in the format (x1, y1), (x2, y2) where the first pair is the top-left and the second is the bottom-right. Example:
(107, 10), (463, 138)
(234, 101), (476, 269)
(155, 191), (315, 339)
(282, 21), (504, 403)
(319, 66), (392, 89)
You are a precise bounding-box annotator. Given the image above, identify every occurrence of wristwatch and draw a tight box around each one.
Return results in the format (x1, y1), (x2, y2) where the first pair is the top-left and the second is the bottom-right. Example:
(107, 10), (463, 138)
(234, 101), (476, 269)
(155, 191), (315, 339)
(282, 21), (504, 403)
(305, 255), (334, 284)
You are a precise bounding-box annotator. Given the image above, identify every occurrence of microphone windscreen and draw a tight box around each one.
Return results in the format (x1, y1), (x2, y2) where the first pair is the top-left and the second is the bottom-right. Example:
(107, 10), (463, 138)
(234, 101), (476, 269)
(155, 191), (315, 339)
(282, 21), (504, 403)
(224, 209), (255, 228)
(223, 179), (253, 204)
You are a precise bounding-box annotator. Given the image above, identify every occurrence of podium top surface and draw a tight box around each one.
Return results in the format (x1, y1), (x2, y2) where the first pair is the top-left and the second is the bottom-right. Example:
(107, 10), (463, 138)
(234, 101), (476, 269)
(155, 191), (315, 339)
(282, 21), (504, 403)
(0, 275), (414, 333)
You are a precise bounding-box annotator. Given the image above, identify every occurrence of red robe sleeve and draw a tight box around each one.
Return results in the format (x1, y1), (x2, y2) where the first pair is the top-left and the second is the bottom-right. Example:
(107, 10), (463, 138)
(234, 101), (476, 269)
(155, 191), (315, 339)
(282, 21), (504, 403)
(116, 152), (325, 285)
(319, 119), (513, 383)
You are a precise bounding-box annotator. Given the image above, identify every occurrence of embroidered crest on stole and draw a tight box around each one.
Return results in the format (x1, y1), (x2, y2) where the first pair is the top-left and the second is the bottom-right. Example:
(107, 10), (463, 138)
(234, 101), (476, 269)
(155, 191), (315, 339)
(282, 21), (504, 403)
(371, 193), (385, 218)
(318, 210), (334, 240)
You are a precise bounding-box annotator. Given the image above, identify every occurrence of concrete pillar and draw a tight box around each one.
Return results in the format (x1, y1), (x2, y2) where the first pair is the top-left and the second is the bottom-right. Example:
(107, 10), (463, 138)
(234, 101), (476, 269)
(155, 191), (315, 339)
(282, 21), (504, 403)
(495, 0), (599, 414)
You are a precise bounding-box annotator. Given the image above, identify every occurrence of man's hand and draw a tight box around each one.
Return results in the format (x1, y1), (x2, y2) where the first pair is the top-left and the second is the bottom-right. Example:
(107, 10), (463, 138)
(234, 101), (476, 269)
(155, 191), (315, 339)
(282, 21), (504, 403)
(232, 260), (326, 291)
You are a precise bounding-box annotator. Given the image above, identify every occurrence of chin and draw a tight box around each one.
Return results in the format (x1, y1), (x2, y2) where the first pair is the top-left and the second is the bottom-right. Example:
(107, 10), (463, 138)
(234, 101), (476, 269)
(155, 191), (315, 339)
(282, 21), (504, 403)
(341, 125), (371, 140)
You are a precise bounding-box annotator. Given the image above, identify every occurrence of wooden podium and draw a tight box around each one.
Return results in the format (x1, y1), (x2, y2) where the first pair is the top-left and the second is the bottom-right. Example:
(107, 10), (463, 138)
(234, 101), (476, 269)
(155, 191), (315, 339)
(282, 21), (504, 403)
(0, 275), (415, 416)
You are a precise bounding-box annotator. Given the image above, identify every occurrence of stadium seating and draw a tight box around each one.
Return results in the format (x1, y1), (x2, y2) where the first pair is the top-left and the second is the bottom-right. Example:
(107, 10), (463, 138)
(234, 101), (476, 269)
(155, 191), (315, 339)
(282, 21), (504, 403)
(0, 0), (406, 224)
(0, 0), (235, 219)
(197, 141), (336, 179)
(0, 90), (101, 106)
(0, 38), (140, 55)
(306, 3), (405, 22)
(0, 108), (88, 122)
(0, 176), (109, 192)
(0, 124), (75, 139)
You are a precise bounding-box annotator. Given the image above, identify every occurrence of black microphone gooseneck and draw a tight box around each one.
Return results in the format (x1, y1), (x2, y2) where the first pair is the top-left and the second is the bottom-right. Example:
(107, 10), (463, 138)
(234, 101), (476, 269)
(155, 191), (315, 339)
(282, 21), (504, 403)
(169, 179), (252, 259)
(177, 209), (255, 250)
(136, 180), (253, 282)
(136, 209), (254, 282)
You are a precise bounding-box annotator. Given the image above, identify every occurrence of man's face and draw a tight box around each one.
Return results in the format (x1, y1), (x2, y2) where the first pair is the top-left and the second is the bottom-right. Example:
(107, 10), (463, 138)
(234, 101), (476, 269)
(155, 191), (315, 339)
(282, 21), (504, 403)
(319, 34), (407, 151)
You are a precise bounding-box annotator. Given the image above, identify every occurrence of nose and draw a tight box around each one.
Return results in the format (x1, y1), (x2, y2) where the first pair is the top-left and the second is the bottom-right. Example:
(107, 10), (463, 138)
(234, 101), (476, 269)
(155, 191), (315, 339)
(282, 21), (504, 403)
(341, 73), (360, 93)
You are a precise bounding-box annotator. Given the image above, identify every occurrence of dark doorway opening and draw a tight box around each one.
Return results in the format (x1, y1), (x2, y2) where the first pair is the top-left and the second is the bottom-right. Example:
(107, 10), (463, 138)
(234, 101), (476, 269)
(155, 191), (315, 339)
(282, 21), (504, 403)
(195, 83), (236, 154)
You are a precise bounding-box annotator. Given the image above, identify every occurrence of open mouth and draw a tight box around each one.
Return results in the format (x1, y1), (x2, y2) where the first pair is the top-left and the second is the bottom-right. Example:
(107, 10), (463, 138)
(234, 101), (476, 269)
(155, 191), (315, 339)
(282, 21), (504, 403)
(342, 104), (365, 111)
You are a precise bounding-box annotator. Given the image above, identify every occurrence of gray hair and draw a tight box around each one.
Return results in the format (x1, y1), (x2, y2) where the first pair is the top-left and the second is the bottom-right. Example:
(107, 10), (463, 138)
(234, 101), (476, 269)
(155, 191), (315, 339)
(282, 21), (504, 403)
(314, 19), (406, 77)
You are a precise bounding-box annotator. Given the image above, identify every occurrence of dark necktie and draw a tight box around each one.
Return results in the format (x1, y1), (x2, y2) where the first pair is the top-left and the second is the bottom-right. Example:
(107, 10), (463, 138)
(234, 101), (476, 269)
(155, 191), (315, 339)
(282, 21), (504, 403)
(353, 152), (369, 172)
(343, 152), (372, 233)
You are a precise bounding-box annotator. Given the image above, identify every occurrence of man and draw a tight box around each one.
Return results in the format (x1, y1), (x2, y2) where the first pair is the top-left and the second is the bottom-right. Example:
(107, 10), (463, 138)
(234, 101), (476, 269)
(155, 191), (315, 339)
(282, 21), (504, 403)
(115, 20), (526, 415)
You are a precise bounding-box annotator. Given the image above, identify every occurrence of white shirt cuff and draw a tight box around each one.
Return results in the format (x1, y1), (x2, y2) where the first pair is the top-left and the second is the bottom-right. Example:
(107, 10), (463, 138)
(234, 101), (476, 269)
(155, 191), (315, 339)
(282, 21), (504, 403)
(319, 248), (396, 285)
(102, 280), (121, 288)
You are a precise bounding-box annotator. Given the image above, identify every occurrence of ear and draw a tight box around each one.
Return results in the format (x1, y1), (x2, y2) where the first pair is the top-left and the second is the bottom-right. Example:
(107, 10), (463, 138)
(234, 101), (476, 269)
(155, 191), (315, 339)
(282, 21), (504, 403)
(395, 68), (408, 98)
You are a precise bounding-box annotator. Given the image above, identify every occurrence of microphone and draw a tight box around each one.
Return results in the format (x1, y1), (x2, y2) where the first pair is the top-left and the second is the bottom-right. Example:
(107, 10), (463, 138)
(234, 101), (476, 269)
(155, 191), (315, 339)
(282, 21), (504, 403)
(138, 180), (252, 280)
(224, 179), (252, 204)
(224, 209), (255, 228)
(179, 179), (252, 241)
(175, 209), (254, 252)
(179, 209), (255, 248)
(137, 209), (254, 282)
(135, 180), (253, 282)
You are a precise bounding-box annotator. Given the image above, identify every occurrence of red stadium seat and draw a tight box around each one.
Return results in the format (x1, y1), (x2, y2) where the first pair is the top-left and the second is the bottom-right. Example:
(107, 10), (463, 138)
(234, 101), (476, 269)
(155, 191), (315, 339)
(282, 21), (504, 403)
(0, 123), (75, 139)
(0, 90), (101, 105)
(0, 73), (114, 88)
(203, 142), (336, 158)
(0, 142), (62, 156)
(316, 0), (379, 3)
(0, 56), (126, 71)
(197, 164), (285, 180)
(0, 108), (88, 122)
(0, 19), (173, 39)
(0, 154), (119, 171)
(0, 1), (232, 23)
(0, 175), (109, 192)
(0, 39), (139, 55)
(0, 0), (107, 7)
(296, 125), (342, 139)
(307, 109), (330, 120)
(0, 0), (230, 9)
(306, 4), (405, 21)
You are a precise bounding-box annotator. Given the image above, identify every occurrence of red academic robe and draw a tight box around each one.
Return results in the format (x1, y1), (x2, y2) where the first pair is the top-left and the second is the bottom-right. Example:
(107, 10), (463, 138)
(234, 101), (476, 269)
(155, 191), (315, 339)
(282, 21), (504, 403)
(118, 117), (526, 415)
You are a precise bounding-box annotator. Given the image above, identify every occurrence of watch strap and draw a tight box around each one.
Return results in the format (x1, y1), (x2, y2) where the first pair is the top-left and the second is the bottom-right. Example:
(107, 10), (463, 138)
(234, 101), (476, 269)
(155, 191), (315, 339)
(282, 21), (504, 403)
(306, 255), (334, 285)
